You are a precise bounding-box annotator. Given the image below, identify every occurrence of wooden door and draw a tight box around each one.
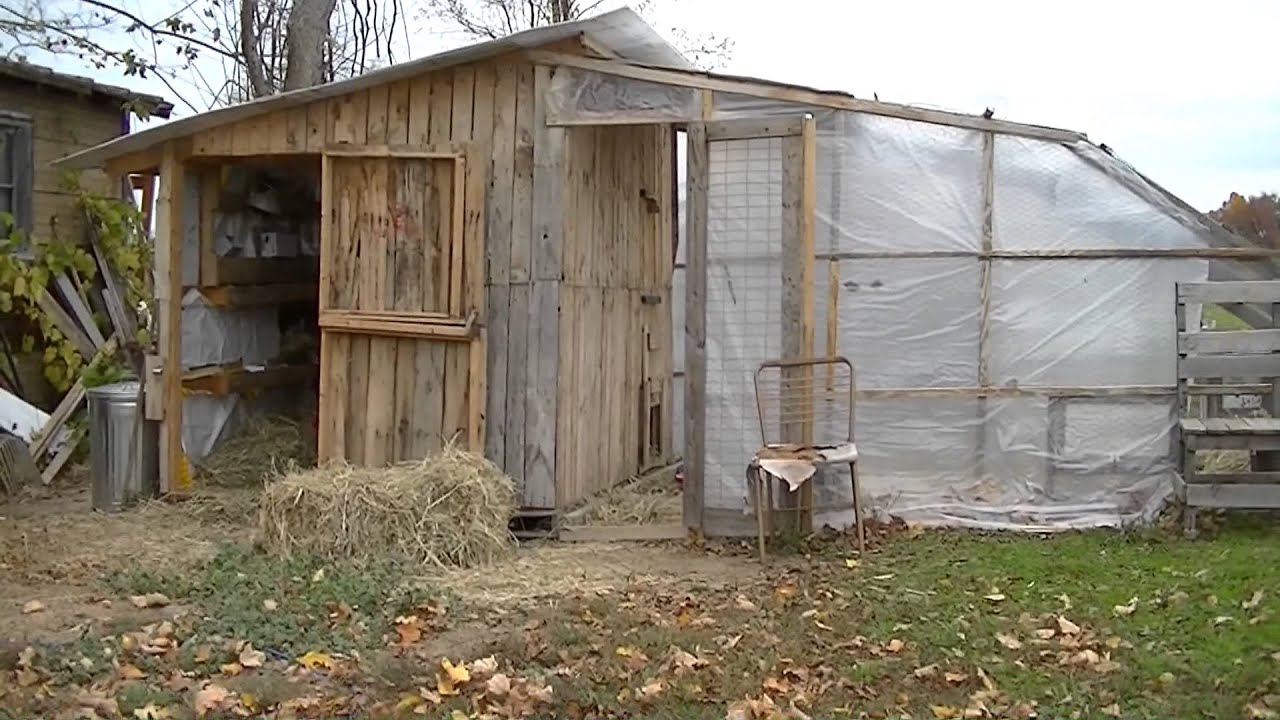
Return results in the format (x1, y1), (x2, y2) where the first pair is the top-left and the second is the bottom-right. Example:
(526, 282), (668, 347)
(317, 150), (483, 465)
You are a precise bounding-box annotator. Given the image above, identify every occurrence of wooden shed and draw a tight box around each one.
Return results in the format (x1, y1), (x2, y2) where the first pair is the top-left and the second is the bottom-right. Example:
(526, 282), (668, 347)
(57, 9), (685, 514)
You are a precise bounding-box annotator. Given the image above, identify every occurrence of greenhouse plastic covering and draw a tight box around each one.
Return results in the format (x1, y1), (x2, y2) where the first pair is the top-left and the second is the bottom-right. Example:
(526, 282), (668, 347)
(556, 67), (1239, 534)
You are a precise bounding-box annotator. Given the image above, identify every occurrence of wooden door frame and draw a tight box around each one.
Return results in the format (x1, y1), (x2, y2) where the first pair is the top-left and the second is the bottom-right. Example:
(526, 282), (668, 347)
(682, 114), (817, 534)
(316, 146), (485, 462)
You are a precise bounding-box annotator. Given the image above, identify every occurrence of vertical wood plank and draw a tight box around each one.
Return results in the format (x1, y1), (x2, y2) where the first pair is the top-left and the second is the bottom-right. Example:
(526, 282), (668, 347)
(467, 64), (496, 454)
(408, 73), (433, 147)
(487, 64), (517, 288)
(154, 142), (186, 494)
(683, 122), (708, 532)
(366, 84), (390, 143)
(509, 64), (535, 284)
(198, 165), (219, 287)
(504, 283), (530, 500)
(284, 106), (308, 152)
(305, 101), (328, 153)
(391, 159), (424, 460)
(332, 91), (369, 146)
(363, 160), (395, 465)
(976, 131), (995, 483)
(317, 154), (345, 462)
(386, 79), (412, 146)
(526, 64), (563, 507)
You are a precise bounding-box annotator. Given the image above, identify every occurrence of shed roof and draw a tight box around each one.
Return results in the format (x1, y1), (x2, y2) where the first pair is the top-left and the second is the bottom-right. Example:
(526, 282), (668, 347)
(55, 7), (687, 170)
(0, 58), (173, 118)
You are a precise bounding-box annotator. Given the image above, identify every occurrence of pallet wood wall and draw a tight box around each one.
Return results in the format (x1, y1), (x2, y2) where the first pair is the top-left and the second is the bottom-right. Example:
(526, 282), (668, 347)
(555, 123), (674, 507)
(173, 56), (673, 510)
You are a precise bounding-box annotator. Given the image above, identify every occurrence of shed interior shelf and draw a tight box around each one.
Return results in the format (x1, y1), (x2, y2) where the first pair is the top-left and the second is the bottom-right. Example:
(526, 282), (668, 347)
(181, 363), (317, 396)
(197, 282), (317, 307)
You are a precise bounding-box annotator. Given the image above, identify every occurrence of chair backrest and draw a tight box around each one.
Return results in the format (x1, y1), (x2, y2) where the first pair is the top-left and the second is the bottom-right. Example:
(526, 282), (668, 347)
(1176, 280), (1280, 417)
(753, 356), (855, 447)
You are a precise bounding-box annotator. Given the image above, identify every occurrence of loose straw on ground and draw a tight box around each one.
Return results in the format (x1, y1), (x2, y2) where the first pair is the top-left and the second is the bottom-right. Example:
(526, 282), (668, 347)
(198, 414), (314, 488)
(258, 445), (515, 569)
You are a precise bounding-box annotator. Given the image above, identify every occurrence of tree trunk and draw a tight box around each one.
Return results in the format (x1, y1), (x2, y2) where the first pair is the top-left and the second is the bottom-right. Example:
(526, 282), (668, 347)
(283, 0), (340, 91)
(239, 0), (273, 98)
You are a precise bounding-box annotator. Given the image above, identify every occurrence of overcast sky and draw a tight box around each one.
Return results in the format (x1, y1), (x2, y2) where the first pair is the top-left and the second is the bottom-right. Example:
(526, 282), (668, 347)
(25, 0), (1280, 211)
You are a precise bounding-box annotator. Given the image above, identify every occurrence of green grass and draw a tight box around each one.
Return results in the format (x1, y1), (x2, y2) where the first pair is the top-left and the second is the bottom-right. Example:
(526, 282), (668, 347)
(106, 545), (432, 655)
(486, 521), (1280, 720)
(1203, 304), (1252, 331)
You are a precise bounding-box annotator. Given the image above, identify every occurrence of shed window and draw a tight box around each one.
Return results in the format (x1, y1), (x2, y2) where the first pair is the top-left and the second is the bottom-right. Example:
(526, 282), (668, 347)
(0, 112), (34, 241)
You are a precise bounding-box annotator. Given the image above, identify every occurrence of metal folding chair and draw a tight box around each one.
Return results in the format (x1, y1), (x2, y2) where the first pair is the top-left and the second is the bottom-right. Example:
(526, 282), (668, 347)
(747, 356), (863, 559)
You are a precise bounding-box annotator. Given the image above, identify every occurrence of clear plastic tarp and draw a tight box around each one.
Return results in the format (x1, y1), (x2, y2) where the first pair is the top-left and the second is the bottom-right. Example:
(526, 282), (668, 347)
(688, 98), (1221, 533)
(549, 67), (1237, 533)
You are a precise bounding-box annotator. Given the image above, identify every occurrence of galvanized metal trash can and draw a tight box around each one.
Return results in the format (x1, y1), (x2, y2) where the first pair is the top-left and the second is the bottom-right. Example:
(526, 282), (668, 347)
(87, 381), (158, 512)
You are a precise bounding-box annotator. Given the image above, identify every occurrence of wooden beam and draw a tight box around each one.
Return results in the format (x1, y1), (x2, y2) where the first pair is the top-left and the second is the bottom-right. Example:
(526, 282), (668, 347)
(705, 117), (805, 141)
(182, 363), (316, 395)
(34, 288), (96, 358)
(323, 143), (464, 158)
(154, 141), (188, 495)
(683, 121), (709, 534)
(30, 380), (86, 460)
(318, 310), (477, 341)
(1179, 329), (1280, 354)
(1179, 280), (1280, 304)
(527, 52), (1086, 143)
(1179, 353), (1280, 379)
(198, 283), (317, 308)
(213, 257), (318, 286)
(976, 131), (995, 485)
(857, 384), (1179, 400)
(104, 146), (164, 177)
(559, 524), (686, 542)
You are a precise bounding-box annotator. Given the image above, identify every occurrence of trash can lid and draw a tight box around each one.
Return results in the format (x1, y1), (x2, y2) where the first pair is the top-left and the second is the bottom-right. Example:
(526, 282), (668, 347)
(85, 380), (142, 400)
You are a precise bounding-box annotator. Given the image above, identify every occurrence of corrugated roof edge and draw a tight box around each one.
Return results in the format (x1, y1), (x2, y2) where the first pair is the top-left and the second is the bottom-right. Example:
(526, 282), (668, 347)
(54, 6), (687, 170)
(0, 58), (173, 118)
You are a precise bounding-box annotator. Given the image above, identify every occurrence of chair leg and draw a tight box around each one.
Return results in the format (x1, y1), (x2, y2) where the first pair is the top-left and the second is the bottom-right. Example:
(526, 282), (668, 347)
(849, 462), (865, 554)
(751, 468), (768, 561)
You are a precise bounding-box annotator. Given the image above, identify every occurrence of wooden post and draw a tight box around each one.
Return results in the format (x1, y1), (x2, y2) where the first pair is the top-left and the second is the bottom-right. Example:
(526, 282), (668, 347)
(1258, 302), (1280, 471)
(198, 165), (220, 287)
(154, 142), (188, 495)
(683, 121), (709, 534)
(778, 117), (817, 533)
(976, 131), (995, 483)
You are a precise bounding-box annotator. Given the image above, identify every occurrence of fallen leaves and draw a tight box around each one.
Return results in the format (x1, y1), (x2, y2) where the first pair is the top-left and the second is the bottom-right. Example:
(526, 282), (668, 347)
(1244, 589), (1266, 611)
(194, 684), (233, 717)
(119, 663), (148, 680)
(129, 593), (172, 609)
(237, 643), (265, 669)
(996, 633), (1023, 650)
(297, 650), (334, 670)
(1056, 616), (1081, 636)
(886, 638), (906, 653)
(1113, 597), (1138, 617)
(21, 600), (46, 614)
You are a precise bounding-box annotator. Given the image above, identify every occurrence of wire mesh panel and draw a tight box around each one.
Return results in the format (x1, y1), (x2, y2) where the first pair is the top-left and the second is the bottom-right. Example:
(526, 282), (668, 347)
(704, 137), (783, 513)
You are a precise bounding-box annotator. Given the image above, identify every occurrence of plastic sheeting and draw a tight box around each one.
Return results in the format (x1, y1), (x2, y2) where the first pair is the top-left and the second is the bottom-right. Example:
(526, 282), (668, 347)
(696, 110), (1216, 534)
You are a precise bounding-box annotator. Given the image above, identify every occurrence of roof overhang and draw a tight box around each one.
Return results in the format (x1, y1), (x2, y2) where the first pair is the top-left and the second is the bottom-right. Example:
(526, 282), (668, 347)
(55, 7), (687, 170)
(0, 58), (173, 119)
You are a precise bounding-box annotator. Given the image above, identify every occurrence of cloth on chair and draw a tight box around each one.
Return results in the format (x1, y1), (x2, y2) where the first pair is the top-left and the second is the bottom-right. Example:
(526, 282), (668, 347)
(753, 442), (859, 492)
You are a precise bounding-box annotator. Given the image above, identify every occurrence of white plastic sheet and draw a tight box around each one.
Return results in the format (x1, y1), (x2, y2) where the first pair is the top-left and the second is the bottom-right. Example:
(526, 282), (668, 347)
(694, 106), (1215, 534)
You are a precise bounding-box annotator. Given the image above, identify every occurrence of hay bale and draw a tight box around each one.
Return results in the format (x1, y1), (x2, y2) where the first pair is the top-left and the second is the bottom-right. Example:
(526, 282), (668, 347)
(199, 415), (313, 487)
(257, 445), (515, 568)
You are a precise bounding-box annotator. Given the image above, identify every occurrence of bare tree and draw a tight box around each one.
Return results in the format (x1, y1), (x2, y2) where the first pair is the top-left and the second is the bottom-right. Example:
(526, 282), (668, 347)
(424, 0), (732, 68)
(0, 0), (408, 111)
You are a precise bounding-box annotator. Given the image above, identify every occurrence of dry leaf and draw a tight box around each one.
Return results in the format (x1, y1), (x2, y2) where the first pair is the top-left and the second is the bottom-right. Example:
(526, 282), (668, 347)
(238, 644), (265, 668)
(1244, 590), (1266, 610)
(1035, 628), (1056, 640)
(615, 646), (638, 658)
(129, 593), (171, 609)
(1057, 616), (1081, 635)
(194, 685), (232, 717)
(193, 645), (212, 664)
(996, 633), (1023, 650)
(1057, 593), (1073, 610)
(394, 615), (423, 645)
(468, 655), (498, 678)
(983, 590), (1006, 602)
(76, 690), (120, 716)
(886, 639), (906, 653)
(119, 663), (147, 680)
(1101, 703), (1120, 717)
(1213, 615), (1236, 627)
(219, 662), (244, 677)
(1113, 598), (1138, 617)
(845, 558), (860, 568)
(133, 703), (170, 720)
(735, 596), (759, 612)
(297, 651), (333, 670)
(945, 671), (969, 685)
(671, 648), (708, 673)
(637, 680), (664, 702)
(485, 673), (511, 696)
(21, 600), (46, 614)
(262, 599), (278, 611)
(311, 568), (325, 583)
(526, 682), (553, 703)
(932, 705), (960, 719)
(155, 621), (175, 639)
(913, 664), (938, 679)
(15, 667), (39, 687)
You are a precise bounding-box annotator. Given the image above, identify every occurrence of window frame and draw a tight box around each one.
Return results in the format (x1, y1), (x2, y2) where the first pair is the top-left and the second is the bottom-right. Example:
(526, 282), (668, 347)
(0, 110), (34, 246)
